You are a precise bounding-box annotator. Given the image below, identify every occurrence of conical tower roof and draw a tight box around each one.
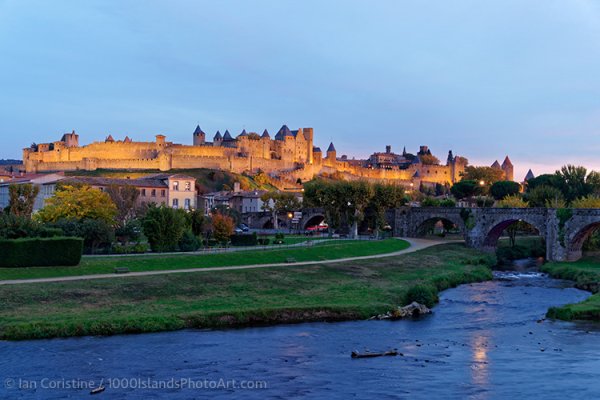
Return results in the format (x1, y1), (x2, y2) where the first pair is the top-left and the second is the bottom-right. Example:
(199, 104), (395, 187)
(491, 160), (501, 169)
(213, 131), (222, 140)
(193, 125), (204, 136)
(261, 129), (270, 138)
(502, 156), (513, 167)
(106, 134), (114, 142)
(223, 130), (233, 140)
(524, 169), (535, 181)
(238, 129), (248, 137)
(327, 142), (336, 152)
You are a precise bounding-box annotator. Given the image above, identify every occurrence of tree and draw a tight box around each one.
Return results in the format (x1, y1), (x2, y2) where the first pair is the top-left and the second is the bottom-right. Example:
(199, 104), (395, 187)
(556, 165), (589, 202)
(142, 205), (188, 252)
(105, 184), (140, 225)
(212, 212), (234, 244)
(189, 209), (208, 237)
(497, 195), (528, 208)
(460, 166), (506, 186)
(572, 195), (600, 209)
(8, 183), (39, 218)
(525, 185), (565, 208)
(344, 180), (374, 238)
(450, 180), (479, 199)
(79, 219), (115, 254)
(368, 183), (407, 236)
(35, 185), (117, 225)
(490, 181), (521, 200)
(260, 192), (302, 229)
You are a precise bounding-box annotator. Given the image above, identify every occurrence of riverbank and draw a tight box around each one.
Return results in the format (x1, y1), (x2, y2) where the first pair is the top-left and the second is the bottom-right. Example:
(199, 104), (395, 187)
(0, 239), (409, 281)
(542, 256), (600, 321)
(0, 243), (493, 340)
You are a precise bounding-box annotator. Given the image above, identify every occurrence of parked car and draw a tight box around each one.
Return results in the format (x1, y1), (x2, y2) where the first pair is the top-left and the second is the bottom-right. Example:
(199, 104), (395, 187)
(239, 224), (249, 232)
(234, 228), (244, 234)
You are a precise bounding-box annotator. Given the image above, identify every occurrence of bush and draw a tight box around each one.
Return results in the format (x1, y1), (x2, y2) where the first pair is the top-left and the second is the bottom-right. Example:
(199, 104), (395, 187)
(0, 237), (83, 267)
(421, 197), (440, 207)
(439, 199), (456, 207)
(179, 230), (201, 252)
(257, 238), (271, 245)
(275, 233), (285, 239)
(230, 233), (258, 246)
(404, 284), (439, 308)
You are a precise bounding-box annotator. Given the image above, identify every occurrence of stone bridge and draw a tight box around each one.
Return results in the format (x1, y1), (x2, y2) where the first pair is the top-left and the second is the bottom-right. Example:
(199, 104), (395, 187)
(243, 208), (326, 230)
(392, 207), (600, 261)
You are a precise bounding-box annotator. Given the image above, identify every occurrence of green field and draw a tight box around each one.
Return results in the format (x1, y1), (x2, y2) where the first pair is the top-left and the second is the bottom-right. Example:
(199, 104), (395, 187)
(0, 239), (409, 281)
(542, 256), (600, 321)
(0, 244), (493, 340)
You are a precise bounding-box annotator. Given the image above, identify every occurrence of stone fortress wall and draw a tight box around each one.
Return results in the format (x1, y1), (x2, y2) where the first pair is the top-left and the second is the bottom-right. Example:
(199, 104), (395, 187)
(23, 125), (510, 186)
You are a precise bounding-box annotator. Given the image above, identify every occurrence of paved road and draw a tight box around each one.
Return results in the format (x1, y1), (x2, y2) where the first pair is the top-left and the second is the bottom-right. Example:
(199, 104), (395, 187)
(0, 238), (457, 286)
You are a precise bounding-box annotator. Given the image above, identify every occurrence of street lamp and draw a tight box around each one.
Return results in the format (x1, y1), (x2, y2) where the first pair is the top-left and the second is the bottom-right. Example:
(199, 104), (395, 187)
(479, 180), (485, 186)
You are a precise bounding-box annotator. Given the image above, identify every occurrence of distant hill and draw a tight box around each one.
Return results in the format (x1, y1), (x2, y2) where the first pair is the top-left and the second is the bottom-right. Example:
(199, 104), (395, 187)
(64, 168), (279, 193)
(0, 159), (22, 165)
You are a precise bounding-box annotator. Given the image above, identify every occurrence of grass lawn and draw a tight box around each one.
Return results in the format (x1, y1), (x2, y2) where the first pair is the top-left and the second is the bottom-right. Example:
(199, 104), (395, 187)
(0, 239), (409, 281)
(0, 244), (494, 340)
(542, 255), (600, 321)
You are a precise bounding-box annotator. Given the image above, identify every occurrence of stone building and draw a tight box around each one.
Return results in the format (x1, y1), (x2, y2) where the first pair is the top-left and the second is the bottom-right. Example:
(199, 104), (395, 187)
(63, 174), (198, 210)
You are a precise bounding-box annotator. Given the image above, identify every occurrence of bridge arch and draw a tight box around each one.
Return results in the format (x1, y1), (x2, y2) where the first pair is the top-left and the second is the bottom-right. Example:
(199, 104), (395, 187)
(303, 214), (326, 230)
(564, 219), (600, 261)
(481, 218), (542, 248)
(415, 216), (463, 237)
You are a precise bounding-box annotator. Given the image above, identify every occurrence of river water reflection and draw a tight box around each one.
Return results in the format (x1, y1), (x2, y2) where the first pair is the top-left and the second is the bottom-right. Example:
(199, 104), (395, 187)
(1, 272), (599, 399)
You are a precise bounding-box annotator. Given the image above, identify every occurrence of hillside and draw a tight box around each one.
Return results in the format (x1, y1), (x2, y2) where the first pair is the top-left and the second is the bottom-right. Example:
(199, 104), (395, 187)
(64, 168), (279, 193)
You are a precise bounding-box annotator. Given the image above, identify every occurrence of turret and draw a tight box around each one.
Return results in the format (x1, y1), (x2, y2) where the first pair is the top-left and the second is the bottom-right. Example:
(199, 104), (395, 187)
(326, 142), (336, 161)
(60, 130), (79, 147)
(156, 134), (166, 147)
(501, 156), (514, 181)
(213, 131), (223, 146)
(524, 169), (535, 182)
(446, 150), (454, 166)
(193, 125), (205, 145)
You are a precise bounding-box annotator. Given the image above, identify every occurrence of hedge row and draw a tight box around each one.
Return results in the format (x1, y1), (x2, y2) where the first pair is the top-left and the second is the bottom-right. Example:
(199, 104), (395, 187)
(230, 233), (258, 246)
(0, 237), (83, 267)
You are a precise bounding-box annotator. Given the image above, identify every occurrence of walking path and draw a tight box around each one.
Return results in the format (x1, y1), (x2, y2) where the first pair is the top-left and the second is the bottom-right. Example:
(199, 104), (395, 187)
(0, 238), (456, 286)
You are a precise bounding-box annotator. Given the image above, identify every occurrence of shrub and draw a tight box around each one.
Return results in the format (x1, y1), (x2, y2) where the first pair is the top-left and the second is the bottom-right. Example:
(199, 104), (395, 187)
(179, 230), (201, 252)
(404, 284), (439, 308)
(0, 237), (83, 267)
(230, 233), (258, 246)
(257, 238), (271, 245)
(439, 198), (456, 207)
(275, 233), (285, 239)
(421, 197), (440, 207)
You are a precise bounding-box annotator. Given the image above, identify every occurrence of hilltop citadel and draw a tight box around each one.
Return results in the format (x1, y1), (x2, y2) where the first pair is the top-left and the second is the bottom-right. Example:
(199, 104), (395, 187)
(23, 125), (514, 186)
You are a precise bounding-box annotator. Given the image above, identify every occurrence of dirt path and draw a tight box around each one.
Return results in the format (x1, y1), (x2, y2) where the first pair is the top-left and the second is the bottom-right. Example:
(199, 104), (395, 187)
(0, 238), (456, 286)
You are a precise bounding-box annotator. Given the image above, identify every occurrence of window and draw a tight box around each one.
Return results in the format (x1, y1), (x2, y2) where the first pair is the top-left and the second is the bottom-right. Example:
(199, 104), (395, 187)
(185, 181), (191, 191)
(151, 189), (156, 197)
(173, 181), (179, 191)
(184, 198), (191, 210)
(141, 189), (146, 197)
(161, 189), (166, 197)
(172, 199), (179, 209)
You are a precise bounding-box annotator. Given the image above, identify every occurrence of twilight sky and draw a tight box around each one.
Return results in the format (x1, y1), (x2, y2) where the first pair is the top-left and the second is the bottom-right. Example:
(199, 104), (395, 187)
(2, 0), (600, 180)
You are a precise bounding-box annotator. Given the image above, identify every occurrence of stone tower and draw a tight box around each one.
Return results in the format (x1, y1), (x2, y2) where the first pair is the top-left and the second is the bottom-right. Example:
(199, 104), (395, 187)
(501, 156), (514, 181)
(193, 125), (205, 146)
(326, 142), (336, 162)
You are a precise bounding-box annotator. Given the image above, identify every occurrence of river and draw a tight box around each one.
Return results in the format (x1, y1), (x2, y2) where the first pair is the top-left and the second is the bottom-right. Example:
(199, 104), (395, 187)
(1, 272), (599, 399)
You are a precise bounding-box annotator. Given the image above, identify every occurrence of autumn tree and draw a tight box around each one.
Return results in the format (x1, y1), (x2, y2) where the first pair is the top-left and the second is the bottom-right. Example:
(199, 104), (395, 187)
(35, 185), (117, 225)
(212, 212), (234, 244)
(8, 183), (39, 218)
